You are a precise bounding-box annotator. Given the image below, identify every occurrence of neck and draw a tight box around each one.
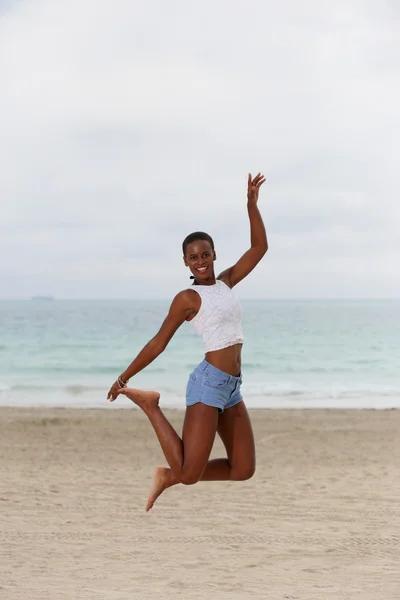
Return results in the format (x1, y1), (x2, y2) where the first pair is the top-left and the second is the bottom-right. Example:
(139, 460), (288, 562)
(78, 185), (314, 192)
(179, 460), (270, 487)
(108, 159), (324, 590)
(199, 280), (216, 286)
(192, 273), (216, 286)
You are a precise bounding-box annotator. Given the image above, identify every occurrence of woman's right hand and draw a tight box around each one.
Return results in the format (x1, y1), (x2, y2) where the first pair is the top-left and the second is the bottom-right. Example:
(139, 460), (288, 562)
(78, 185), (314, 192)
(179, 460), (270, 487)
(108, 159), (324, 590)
(107, 380), (124, 402)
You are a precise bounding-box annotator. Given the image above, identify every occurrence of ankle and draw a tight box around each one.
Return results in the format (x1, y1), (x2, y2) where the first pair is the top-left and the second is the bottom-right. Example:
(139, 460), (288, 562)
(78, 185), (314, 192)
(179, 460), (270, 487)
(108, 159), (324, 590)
(165, 469), (179, 487)
(143, 404), (161, 418)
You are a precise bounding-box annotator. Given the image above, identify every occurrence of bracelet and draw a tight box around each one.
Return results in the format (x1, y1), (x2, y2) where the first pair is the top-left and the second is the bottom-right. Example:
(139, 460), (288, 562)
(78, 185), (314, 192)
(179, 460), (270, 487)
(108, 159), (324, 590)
(117, 374), (129, 387)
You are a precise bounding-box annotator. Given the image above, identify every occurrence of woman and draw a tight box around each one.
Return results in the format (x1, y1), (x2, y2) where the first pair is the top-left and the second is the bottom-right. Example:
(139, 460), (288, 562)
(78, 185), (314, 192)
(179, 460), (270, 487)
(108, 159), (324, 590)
(107, 172), (268, 511)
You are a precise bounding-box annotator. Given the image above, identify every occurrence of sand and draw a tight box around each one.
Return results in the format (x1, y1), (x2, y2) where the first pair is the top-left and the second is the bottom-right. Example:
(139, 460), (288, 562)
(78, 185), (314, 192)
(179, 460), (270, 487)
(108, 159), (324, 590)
(1, 406), (399, 600)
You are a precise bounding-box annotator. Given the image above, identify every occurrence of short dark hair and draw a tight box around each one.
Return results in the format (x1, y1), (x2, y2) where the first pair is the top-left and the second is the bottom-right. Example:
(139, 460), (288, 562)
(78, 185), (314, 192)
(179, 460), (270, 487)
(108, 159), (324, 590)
(182, 231), (215, 255)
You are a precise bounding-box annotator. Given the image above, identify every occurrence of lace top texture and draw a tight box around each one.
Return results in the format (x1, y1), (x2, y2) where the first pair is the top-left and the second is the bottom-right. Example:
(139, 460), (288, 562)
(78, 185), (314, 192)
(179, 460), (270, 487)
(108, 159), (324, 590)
(187, 279), (244, 352)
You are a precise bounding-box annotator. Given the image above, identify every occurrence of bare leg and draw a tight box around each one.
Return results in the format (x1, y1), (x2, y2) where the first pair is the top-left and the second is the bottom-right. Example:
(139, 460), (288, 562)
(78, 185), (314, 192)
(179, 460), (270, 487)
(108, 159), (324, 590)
(215, 399), (256, 480)
(146, 400), (256, 510)
(117, 386), (219, 482)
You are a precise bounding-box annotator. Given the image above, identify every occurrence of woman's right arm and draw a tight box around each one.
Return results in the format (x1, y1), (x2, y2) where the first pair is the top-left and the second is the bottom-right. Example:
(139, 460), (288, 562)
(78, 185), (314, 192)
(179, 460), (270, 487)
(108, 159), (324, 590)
(107, 290), (197, 400)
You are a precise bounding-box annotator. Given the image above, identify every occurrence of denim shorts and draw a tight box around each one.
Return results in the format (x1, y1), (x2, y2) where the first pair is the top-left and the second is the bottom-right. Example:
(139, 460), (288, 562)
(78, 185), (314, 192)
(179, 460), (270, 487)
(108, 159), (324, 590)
(186, 360), (243, 413)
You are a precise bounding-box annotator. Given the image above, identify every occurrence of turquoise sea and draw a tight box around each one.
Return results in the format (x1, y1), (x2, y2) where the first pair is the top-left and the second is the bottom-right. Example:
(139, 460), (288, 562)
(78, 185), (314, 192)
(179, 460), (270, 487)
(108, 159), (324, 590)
(0, 299), (399, 409)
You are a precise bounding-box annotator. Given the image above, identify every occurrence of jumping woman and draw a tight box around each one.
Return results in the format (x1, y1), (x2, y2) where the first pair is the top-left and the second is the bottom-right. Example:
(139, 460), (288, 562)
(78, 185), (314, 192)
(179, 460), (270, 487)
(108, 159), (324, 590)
(107, 172), (268, 511)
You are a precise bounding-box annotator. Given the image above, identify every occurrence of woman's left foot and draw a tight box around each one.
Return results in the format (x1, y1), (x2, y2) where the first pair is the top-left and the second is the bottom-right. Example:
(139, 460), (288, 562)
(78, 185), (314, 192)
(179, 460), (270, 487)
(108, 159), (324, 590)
(113, 388), (160, 412)
(146, 467), (178, 511)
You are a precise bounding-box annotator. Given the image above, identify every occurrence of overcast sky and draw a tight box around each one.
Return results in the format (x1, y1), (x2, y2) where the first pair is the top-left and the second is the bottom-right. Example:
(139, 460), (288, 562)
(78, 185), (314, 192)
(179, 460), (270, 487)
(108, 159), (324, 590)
(1, 0), (399, 299)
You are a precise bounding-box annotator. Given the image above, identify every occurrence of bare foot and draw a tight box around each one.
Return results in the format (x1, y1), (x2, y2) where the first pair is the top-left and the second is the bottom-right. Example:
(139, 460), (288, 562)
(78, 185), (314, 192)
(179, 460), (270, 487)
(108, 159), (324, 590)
(114, 387), (160, 412)
(146, 467), (178, 511)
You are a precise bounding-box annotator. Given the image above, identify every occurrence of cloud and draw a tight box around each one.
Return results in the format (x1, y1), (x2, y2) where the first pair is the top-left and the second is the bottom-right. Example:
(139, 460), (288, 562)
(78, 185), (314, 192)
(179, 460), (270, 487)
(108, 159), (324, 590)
(0, 0), (399, 298)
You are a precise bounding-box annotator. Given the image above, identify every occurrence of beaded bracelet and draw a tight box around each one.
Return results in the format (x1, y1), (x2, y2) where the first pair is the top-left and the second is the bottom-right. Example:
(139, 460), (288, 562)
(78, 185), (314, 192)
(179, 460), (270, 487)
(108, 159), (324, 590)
(117, 375), (129, 388)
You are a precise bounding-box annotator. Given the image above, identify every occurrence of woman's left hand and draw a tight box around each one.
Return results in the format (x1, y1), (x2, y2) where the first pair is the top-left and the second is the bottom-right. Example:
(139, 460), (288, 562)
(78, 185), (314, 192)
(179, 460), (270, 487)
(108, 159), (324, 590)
(247, 172), (266, 205)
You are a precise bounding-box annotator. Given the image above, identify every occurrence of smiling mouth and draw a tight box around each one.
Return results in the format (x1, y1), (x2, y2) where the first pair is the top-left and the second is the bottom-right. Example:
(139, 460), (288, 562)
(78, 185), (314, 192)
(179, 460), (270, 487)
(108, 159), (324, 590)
(196, 267), (208, 273)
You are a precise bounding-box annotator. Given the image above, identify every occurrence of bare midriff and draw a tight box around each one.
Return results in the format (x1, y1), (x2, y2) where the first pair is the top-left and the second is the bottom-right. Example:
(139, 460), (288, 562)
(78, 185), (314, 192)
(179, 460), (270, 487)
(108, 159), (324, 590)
(204, 343), (242, 377)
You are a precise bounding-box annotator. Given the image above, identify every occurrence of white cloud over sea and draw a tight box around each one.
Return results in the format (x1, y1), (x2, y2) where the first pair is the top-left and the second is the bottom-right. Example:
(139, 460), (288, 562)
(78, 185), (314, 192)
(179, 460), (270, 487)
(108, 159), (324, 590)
(0, 0), (399, 298)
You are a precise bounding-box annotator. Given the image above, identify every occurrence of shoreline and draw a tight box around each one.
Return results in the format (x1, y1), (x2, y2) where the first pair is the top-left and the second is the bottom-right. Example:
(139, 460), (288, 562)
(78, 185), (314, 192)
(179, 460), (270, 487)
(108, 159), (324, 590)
(1, 403), (399, 412)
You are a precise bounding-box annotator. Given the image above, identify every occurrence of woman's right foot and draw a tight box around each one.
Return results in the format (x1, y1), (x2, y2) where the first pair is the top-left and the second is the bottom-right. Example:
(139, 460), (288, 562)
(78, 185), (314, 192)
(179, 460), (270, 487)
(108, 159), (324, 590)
(115, 387), (160, 411)
(146, 467), (178, 511)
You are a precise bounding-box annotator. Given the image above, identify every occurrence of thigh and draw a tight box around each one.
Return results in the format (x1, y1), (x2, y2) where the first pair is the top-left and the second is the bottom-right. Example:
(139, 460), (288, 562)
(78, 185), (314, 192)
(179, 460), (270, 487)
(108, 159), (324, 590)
(217, 401), (256, 472)
(181, 402), (219, 479)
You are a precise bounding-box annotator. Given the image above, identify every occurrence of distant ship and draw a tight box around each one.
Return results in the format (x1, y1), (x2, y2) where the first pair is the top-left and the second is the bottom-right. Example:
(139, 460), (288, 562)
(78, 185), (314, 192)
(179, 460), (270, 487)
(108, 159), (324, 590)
(31, 295), (55, 301)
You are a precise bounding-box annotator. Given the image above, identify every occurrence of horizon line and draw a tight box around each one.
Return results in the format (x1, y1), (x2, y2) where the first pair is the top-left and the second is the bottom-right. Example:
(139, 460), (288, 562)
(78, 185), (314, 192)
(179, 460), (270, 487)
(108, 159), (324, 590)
(1, 297), (399, 302)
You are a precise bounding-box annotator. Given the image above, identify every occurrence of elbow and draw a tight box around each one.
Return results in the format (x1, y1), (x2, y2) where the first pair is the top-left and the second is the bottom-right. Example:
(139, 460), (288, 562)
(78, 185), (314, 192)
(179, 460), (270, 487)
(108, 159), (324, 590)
(257, 242), (268, 257)
(153, 336), (170, 356)
(252, 239), (268, 257)
(150, 337), (167, 355)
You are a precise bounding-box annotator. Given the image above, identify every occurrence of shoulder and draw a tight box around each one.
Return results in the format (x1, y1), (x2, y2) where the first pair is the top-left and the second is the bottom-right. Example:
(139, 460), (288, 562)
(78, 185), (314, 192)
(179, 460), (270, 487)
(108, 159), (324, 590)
(176, 287), (200, 301)
(168, 288), (200, 322)
(159, 289), (200, 327)
(172, 288), (201, 310)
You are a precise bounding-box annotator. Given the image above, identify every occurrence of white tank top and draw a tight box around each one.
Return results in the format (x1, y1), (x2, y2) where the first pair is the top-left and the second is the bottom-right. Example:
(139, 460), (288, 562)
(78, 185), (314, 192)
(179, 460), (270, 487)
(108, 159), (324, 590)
(187, 279), (244, 352)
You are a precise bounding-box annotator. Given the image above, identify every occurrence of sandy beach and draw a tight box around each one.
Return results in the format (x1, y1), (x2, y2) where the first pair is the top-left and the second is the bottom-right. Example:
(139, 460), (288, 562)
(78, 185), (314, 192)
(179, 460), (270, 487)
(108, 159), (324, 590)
(1, 407), (399, 600)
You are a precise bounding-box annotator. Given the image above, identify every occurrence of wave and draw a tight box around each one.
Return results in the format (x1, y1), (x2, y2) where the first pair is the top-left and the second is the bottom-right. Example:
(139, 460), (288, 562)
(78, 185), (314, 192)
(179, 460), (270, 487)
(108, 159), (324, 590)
(1, 382), (400, 399)
(239, 362), (392, 374)
(4, 365), (169, 375)
(3, 383), (105, 395)
(249, 389), (400, 399)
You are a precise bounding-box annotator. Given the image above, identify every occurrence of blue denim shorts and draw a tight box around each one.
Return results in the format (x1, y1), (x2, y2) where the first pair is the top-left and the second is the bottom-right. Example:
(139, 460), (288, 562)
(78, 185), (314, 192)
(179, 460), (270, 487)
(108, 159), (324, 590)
(186, 360), (243, 413)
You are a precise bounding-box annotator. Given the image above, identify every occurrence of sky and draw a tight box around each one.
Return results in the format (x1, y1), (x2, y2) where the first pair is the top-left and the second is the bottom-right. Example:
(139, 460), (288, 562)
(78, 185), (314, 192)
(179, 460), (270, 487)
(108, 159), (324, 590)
(0, 0), (399, 299)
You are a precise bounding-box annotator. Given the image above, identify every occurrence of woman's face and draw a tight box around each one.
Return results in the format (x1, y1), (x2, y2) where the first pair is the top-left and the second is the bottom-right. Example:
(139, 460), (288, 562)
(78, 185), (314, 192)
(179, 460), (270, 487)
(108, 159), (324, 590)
(183, 239), (216, 281)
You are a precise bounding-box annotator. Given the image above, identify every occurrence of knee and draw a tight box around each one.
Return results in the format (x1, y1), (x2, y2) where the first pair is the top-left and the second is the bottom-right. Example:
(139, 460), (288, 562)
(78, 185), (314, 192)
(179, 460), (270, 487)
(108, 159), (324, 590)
(180, 471), (201, 486)
(231, 463), (256, 481)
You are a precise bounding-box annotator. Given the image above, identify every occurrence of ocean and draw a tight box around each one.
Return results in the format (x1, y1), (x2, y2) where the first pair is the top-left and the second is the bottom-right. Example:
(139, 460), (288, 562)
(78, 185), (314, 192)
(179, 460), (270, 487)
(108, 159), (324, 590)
(0, 299), (399, 409)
